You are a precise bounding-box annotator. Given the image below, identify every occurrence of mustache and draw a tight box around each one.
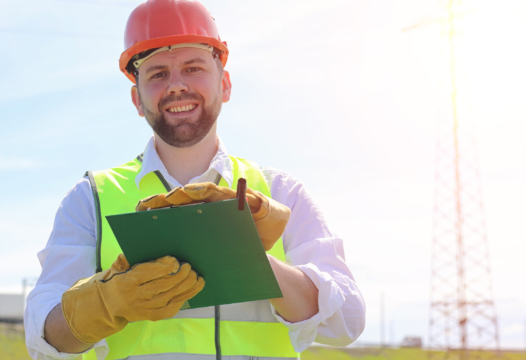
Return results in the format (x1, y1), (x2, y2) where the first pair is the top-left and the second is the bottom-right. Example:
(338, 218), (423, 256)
(158, 92), (203, 109)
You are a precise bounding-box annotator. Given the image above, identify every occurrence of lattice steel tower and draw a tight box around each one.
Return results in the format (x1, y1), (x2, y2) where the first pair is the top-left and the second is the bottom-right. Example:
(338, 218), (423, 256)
(429, 0), (500, 359)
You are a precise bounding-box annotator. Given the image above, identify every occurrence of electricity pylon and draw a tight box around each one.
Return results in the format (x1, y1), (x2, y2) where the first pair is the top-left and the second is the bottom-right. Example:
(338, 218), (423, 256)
(427, 1), (501, 359)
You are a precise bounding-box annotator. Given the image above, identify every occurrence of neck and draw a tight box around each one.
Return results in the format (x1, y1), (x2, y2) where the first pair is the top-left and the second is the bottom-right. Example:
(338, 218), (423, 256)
(154, 125), (219, 185)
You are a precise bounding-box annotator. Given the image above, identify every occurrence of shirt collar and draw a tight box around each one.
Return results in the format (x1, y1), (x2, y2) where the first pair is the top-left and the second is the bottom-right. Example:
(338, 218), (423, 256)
(135, 136), (233, 189)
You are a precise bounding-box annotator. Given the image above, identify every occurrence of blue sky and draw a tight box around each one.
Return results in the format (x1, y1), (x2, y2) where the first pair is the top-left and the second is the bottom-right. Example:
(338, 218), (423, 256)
(1, 0), (526, 349)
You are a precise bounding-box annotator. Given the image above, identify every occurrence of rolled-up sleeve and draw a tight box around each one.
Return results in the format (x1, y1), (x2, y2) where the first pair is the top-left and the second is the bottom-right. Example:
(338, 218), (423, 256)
(265, 167), (366, 352)
(24, 178), (109, 360)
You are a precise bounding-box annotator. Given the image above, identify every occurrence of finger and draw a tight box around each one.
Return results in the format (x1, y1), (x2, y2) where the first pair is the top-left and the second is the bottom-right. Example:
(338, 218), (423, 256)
(253, 195), (291, 251)
(112, 253), (131, 272)
(128, 256), (180, 284)
(170, 270), (200, 294)
(136, 193), (171, 211)
(147, 270), (199, 307)
(245, 188), (264, 214)
(145, 278), (205, 321)
(169, 276), (205, 303)
(139, 263), (192, 294)
(148, 299), (188, 321)
(165, 187), (194, 206)
(145, 274), (197, 309)
(183, 183), (236, 202)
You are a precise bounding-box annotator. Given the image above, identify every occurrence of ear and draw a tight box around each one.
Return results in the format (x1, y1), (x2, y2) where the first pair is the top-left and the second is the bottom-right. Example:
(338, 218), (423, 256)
(131, 85), (145, 117)
(221, 71), (232, 103)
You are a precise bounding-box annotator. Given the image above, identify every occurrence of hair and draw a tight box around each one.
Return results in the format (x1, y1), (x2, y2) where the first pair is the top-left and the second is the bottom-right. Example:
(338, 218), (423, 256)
(126, 47), (160, 82)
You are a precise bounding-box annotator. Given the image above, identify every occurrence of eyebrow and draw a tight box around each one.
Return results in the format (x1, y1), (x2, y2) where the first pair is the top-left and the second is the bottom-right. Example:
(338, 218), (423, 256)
(144, 57), (207, 75)
(182, 57), (207, 66)
(144, 64), (168, 75)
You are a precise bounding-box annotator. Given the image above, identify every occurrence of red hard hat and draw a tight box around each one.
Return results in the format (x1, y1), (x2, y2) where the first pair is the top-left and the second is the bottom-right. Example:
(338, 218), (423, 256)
(119, 0), (229, 83)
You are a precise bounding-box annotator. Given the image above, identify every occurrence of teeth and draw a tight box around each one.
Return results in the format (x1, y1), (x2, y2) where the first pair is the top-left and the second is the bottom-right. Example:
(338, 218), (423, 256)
(168, 105), (196, 113)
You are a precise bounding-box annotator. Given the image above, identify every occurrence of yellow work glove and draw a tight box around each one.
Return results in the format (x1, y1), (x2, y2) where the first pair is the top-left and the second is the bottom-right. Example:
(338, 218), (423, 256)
(136, 182), (291, 251)
(62, 254), (204, 344)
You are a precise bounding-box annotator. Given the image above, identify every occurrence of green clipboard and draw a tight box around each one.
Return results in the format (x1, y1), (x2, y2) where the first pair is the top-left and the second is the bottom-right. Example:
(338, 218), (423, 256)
(106, 199), (283, 309)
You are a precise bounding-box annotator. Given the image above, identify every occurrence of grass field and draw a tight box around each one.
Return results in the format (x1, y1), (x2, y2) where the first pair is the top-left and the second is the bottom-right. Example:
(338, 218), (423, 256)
(1, 323), (31, 360)
(303, 346), (526, 360)
(2, 323), (524, 360)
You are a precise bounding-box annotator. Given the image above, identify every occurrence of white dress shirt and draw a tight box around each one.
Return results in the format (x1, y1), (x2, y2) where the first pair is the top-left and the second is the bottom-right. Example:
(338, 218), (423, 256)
(24, 136), (366, 360)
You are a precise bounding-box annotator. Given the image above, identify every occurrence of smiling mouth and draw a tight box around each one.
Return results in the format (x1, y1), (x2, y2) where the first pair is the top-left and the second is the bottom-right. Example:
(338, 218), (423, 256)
(166, 104), (198, 113)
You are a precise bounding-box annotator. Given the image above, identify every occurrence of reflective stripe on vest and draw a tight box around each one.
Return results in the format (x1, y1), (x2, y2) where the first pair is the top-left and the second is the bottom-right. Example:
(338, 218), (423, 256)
(84, 155), (299, 360)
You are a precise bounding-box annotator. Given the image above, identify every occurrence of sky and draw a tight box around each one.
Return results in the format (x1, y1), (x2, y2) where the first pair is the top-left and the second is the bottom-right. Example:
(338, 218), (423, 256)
(1, 0), (526, 350)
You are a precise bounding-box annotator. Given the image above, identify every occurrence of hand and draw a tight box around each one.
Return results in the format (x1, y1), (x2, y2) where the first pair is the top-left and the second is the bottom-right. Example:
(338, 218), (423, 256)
(136, 182), (291, 250)
(61, 254), (204, 344)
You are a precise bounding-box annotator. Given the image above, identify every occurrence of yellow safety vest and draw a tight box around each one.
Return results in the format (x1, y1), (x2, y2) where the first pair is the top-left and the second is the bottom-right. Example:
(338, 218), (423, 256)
(83, 155), (299, 360)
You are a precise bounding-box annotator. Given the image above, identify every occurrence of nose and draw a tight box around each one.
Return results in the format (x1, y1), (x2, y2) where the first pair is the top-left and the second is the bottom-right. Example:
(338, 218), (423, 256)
(166, 71), (189, 94)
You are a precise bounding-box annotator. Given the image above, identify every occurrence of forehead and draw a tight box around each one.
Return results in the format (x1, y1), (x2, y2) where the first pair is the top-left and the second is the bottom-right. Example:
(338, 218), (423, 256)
(139, 47), (214, 71)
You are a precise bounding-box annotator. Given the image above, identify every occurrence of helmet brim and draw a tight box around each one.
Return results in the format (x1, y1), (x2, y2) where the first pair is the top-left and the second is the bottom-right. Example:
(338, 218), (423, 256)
(119, 34), (229, 84)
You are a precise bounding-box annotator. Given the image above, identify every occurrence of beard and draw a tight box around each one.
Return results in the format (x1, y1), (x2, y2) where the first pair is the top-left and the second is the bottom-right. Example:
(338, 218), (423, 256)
(140, 91), (222, 148)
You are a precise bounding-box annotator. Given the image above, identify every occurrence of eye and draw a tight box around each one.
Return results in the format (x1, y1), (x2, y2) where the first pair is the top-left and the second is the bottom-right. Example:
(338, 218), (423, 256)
(151, 72), (167, 80)
(185, 67), (201, 73)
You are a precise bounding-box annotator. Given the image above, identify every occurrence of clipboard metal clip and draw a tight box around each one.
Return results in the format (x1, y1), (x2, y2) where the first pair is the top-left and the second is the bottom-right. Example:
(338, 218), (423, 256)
(146, 202), (205, 211)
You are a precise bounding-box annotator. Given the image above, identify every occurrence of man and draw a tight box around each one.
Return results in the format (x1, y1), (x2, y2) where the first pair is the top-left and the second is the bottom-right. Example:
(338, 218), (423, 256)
(24, 1), (366, 359)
